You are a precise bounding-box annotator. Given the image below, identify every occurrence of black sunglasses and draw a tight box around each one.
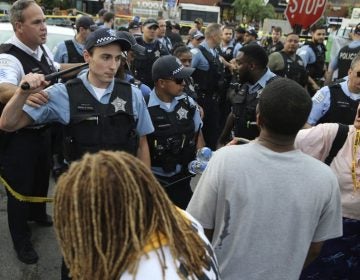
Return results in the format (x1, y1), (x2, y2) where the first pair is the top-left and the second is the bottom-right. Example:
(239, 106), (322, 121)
(163, 78), (185, 85)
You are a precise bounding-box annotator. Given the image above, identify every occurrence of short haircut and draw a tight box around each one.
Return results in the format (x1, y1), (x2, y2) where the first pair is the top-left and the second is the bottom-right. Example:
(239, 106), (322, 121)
(172, 43), (190, 57)
(310, 23), (326, 33)
(273, 26), (282, 34)
(221, 25), (234, 32)
(205, 23), (222, 38)
(258, 78), (312, 135)
(10, 0), (36, 28)
(240, 44), (269, 69)
(103, 11), (114, 23)
(350, 52), (360, 69)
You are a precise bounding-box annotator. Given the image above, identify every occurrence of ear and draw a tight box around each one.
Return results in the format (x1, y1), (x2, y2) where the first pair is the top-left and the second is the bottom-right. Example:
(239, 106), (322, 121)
(15, 21), (22, 33)
(83, 49), (91, 62)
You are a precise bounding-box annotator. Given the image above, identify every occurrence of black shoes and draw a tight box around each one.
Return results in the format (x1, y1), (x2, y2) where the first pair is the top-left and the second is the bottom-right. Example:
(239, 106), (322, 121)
(28, 214), (53, 227)
(15, 241), (39, 264)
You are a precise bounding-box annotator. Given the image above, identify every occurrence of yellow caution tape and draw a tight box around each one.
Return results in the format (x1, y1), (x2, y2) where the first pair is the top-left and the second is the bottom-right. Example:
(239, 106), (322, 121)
(0, 175), (53, 203)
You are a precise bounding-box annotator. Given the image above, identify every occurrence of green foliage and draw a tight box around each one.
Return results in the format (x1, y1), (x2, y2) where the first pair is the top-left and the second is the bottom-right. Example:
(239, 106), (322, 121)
(38, 0), (72, 11)
(233, 0), (275, 22)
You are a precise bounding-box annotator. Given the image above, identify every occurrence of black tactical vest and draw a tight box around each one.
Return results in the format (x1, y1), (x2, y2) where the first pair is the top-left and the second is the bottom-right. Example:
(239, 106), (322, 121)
(304, 41), (326, 79)
(0, 43), (55, 122)
(0, 43), (56, 83)
(184, 77), (198, 100)
(230, 76), (278, 140)
(265, 38), (284, 55)
(147, 97), (196, 173)
(217, 44), (234, 81)
(133, 37), (168, 88)
(275, 52), (308, 87)
(337, 45), (360, 79)
(318, 84), (359, 125)
(192, 45), (224, 95)
(63, 78), (138, 162)
(64, 40), (85, 63)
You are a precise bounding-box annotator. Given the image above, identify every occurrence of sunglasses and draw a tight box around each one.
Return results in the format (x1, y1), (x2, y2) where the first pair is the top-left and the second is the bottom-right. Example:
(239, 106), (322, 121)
(163, 78), (185, 85)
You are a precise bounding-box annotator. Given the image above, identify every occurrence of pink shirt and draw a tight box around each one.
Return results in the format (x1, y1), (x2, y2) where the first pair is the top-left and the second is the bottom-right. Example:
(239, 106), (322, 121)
(295, 123), (360, 220)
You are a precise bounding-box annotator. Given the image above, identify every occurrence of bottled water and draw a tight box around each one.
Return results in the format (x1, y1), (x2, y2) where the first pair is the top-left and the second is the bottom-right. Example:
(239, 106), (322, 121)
(196, 147), (213, 162)
(188, 147), (213, 175)
(188, 160), (208, 175)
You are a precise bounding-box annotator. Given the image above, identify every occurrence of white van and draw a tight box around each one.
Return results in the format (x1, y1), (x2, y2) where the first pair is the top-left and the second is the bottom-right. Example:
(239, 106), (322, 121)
(176, 4), (220, 25)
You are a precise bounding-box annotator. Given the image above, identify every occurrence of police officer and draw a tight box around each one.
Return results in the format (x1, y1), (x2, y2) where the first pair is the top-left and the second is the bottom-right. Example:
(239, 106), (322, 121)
(218, 44), (277, 147)
(0, 0), (63, 264)
(325, 23), (360, 85)
(0, 27), (154, 164)
(157, 19), (172, 53)
(263, 26), (284, 55)
(146, 55), (204, 209)
(217, 25), (236, 129)
(54, 16), (95, 64)
(306, 53), (360, 126)
(297, 24), (327, 96)
(191, 23), (223, 150)
(268, 33), (307, 87)
(133, 18), (169, 88)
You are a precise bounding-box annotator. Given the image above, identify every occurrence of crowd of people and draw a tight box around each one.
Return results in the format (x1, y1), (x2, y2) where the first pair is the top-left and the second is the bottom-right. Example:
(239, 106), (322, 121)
(0, 0), (360, 279)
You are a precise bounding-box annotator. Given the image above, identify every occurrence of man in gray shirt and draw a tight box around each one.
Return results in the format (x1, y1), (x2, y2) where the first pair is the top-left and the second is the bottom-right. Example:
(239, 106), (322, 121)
(187, 78), (342, 279)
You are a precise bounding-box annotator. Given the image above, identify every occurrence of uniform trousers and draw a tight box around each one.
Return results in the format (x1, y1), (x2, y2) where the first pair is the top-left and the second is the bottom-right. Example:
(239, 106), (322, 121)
(0, 128), (51, 250)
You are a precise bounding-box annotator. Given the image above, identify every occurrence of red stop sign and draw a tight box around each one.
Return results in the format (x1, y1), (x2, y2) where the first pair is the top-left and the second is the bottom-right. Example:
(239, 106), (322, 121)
(285, 0), (328, 30)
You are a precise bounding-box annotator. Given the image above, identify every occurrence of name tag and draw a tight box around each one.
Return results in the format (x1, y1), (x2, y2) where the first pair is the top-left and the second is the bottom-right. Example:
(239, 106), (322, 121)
(77, 103), (95, 111)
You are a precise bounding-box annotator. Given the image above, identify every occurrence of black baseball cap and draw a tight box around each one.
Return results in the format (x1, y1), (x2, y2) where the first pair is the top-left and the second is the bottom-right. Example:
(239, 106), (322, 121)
(152, 55), (194, 82)
(85, 28), (131, 51)
(245, 29), (258, 38)
(128, 20), (141, 29)
(117, 31), (145, 55)
(143, 18), (159, 28)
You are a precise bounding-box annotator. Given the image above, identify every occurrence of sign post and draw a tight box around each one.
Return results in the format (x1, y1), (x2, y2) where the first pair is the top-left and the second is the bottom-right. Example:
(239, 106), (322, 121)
(285, 0), (328, 34)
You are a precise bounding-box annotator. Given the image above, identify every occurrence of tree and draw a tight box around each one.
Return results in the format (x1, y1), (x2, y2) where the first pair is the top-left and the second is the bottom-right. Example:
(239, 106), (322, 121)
(233, 0), (275, 23)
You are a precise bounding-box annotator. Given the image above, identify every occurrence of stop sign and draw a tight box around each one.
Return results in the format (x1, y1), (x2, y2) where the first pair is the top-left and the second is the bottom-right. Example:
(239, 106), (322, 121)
(285, 0), (328, 30)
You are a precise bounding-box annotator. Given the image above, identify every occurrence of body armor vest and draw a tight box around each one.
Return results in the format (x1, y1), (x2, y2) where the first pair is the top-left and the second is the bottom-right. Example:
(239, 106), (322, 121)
(133, 37), (167, 88)
(63, 78), (138, 162)
(217, 44), (234, 81)
(275, 52), (308, 86)
(318, 84), (358, 125)
(265, 38), (283, 55)
(0, 44), (55, 124)
(304, 41), (326, 79)
(337, 45), (360, 79)
(184, 77), (198, 100)
(230, 76), (278, 140)
(64, 40), (85, 63)
(147, 97), (196, 173)
(192, 45), (224, 95)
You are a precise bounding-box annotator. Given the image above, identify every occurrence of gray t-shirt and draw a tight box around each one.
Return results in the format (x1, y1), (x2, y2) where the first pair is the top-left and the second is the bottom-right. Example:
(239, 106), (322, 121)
(187, 142), (342, 280)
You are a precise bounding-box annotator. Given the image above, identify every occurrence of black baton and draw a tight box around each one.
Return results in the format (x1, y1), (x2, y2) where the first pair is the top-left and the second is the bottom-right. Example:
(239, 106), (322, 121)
(20, 63), (89, 90)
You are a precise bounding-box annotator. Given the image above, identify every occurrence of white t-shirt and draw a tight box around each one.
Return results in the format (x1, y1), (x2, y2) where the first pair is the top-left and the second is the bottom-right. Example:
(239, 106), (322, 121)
(187, 142), (342, 280)
(120, 211), (220, 279)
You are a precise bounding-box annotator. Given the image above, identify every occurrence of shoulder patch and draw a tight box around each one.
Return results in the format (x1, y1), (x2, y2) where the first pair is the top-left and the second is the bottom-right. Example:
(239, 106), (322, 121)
(0, 57), (12, 67)
(312, 91), (325, 104)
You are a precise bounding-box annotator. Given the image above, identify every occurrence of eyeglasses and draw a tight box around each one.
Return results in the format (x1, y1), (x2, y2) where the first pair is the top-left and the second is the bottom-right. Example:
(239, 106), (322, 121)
(163, 78), (185, 85)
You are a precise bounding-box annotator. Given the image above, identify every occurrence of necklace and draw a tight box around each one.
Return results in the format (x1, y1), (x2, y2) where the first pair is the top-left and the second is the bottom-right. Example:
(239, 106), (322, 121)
(351, 130), (360, 192)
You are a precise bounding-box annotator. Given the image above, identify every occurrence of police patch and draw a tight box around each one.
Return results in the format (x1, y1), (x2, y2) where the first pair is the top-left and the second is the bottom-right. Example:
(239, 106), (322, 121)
(313, 91), (325, 103)
(111, 97), (127, 112)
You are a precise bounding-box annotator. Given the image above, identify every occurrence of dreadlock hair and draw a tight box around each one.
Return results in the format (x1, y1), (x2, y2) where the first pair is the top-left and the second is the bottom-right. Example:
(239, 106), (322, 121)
(54, 151), (210, 280)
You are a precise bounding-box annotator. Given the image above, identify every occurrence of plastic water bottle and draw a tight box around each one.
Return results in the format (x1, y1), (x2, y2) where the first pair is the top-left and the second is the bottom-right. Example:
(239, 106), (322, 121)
(188, 147), (213, 175)
(196, 147), (213, 162)
(188, 160), (208, 175)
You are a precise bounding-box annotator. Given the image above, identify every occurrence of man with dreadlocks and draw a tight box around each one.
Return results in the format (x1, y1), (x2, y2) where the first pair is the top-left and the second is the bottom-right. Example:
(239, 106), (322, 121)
(54, 151), (220, 279)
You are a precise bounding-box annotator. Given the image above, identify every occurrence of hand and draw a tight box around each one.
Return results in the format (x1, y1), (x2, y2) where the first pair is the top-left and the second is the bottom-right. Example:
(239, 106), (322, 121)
(26, 90), (49, 108)
(20, 73), (49, 94)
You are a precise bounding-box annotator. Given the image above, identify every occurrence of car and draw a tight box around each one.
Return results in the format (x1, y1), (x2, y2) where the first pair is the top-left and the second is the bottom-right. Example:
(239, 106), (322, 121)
(0, 22), (75, 53)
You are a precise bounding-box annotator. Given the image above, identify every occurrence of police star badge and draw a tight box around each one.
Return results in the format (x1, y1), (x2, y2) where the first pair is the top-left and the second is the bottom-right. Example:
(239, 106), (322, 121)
(111, 97), (127, 112)
(177, 107), (188, 120)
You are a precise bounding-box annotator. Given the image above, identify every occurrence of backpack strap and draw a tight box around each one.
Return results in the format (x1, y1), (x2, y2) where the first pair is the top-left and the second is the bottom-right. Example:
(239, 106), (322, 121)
(324, 123), (349, 165)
